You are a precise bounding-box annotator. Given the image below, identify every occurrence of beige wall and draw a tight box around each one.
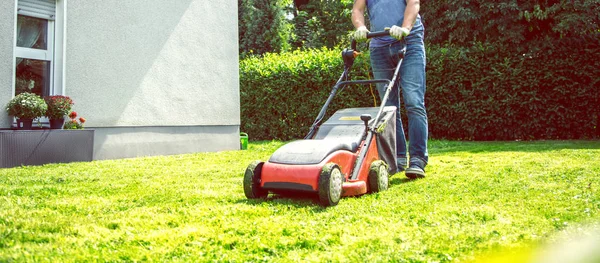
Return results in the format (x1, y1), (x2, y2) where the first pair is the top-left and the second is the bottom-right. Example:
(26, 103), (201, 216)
(65, 0), (240, 127)
(0, 1), (15, 128)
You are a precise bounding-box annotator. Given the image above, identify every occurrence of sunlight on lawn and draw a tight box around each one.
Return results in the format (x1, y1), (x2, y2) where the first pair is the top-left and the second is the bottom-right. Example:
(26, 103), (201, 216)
(0, 140), (598, 262)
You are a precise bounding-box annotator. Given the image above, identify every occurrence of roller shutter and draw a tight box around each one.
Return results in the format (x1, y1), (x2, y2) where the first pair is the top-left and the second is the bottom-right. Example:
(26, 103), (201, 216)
(17, 0), (56, 20)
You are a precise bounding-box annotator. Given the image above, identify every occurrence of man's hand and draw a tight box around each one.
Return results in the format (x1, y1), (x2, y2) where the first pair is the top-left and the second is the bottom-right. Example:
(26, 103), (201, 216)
(390, 25), (410, 40)
(354, 26), (370, 41)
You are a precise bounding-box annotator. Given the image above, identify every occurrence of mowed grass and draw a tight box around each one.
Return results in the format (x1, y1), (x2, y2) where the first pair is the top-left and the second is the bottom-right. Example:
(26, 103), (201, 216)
(0, 140), (599, 262)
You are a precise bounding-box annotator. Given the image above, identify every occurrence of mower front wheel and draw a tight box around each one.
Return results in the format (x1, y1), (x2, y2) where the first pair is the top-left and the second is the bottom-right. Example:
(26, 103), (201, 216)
(318, 163), (343, 207)
(243, 161), (268, 199)
(368, 160), (389, 193)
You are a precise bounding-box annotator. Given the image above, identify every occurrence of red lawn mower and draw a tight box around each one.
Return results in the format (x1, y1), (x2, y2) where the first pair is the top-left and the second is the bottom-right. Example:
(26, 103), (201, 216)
(244, 31), (406, 206)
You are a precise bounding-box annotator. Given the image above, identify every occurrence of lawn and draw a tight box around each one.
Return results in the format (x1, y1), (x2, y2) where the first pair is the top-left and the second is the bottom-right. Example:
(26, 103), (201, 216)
(1, 140), (599, 262)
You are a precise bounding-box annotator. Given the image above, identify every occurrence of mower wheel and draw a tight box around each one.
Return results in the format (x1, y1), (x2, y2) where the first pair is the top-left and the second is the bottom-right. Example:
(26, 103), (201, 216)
(243, 161), (268, 199)
(368, 160), (389, 193)
(318, 163), (343, 207)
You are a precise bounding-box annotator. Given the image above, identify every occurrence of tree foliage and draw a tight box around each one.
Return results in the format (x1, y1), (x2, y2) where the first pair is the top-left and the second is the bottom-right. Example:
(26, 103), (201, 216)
(291, 0), (354, 49)
(421, 0), (600, 48)
(238, 0), (290, 57)
(239, 0), (600, 54)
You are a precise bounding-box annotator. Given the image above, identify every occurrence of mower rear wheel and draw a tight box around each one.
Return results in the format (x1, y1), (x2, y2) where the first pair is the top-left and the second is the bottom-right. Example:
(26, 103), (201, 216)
(318, 163), (343, 207)
(243, 161), (268, 199)
(368, 160), (389, 193)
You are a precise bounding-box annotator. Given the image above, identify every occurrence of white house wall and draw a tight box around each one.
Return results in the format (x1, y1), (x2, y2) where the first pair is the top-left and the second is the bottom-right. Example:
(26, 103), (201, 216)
(66, 0), (240, 127)
(0, 1), (16, 128)
(64, 0), (240, 159)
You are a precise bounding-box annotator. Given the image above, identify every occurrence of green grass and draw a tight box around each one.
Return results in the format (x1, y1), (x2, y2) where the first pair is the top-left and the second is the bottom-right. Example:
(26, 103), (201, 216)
(1, 140), (599, 262)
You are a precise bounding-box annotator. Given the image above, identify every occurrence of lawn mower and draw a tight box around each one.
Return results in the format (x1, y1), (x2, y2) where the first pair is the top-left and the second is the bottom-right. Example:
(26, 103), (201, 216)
(244, 30), (406, 206)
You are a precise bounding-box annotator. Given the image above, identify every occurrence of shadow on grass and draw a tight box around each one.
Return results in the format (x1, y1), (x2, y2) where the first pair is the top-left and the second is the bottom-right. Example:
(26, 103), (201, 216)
(237, 177), (417, 209)
(236, 193), (328, 211)
(237, 190), (359, 211)
(390, 176), (417, 186)
(248, 140), (600, 156)
(429, 140), (600, 154)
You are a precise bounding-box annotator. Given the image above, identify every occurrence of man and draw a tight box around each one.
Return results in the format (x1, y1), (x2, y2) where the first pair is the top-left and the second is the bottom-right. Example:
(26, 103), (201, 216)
(352, 0), (428, 178)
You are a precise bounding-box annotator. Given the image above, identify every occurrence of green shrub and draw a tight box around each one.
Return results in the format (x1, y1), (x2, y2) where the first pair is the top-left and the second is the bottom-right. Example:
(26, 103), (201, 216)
(240, 47), (377, 140)
(240, 36), (600, 141)
(426, 35), (600, 140)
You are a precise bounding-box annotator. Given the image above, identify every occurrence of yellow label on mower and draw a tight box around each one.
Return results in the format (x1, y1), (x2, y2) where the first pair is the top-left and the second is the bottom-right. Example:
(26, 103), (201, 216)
(339, 116), (362, 121)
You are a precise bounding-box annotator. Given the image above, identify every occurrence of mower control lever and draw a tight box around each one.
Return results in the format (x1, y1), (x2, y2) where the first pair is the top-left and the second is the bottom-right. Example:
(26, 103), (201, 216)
(360, 114), (372, 131)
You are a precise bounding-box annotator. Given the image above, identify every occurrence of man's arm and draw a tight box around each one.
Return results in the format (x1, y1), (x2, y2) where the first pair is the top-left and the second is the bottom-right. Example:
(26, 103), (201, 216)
(352, 0), (367, 29)
(402, 0), (420, 31)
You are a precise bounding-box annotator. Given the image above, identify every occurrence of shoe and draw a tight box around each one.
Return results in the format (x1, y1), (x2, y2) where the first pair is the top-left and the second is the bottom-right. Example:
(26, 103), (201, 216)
(405, 164), (425, 179)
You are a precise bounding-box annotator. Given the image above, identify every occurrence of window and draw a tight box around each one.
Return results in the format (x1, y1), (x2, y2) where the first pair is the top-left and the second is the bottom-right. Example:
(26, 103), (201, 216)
(14, 0), (59, 97)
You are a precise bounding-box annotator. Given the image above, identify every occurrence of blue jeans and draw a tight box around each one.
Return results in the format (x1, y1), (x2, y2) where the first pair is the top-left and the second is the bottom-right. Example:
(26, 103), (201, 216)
(369, 31), (428, 168)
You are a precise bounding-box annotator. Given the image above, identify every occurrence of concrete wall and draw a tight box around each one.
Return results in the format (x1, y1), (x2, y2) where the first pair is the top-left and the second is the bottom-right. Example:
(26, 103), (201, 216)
(92, 126), (239, 160)
(0, 1), (15, 128)
(65, 0), (240, 127)
(64, 0), (240, 159)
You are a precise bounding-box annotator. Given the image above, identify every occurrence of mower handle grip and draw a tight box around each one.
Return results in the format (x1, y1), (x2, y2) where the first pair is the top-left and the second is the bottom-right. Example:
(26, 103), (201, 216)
(367, 30), (392, 38)
(351, 30), (390, 51)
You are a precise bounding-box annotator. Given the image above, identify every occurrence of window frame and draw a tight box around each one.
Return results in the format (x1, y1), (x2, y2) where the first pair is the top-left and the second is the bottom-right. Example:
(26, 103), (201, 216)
(14, 15), (55, 96)
(12, 0), (64, 98)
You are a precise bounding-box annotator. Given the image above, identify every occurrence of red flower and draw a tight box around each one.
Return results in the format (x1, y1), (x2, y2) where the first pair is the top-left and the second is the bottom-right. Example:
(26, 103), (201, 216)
(79, 117), (86, 123)
(69, 111), (77, 119)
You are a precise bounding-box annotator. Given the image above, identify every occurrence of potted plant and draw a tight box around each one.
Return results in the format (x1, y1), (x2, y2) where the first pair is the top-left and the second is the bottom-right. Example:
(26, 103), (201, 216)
(63, 111), (86, 130)
(44, 95), (74, 129)
(5, 92), (47, 129)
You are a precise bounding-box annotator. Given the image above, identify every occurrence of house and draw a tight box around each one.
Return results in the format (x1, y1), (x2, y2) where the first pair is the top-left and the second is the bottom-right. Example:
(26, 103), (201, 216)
(0, 0), (241, 160)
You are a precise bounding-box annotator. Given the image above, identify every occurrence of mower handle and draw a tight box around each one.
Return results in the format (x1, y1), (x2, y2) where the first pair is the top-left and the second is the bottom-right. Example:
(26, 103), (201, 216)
(351, 30), (391, 52)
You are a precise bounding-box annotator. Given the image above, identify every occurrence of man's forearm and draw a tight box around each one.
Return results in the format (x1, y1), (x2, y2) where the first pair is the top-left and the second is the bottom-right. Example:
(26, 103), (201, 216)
(352, 0), (367, 29)
(352, 12), (366, 29)
(402, 0), (420, 31)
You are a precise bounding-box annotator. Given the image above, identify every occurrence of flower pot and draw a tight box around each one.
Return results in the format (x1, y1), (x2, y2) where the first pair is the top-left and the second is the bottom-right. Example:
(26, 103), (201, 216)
(17, 118), (34, 130)
(49, 118), (65, 129)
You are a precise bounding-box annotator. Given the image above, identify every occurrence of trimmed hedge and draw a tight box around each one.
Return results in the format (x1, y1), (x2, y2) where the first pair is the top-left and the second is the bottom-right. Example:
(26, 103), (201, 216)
(240, 47), (377, 141)
(240, 36), (600, 141)
(427, 36), (600, 140)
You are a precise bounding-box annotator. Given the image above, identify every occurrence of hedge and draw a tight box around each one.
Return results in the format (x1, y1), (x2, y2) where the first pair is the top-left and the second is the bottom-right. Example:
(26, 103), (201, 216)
(240, 36), (600, 141)
(427, 36), (600, 140)
(240, 47), (376, 141)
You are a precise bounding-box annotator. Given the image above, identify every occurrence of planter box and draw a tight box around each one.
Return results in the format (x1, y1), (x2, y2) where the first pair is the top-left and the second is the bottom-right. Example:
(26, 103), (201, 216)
(0, 129), (94, 168)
